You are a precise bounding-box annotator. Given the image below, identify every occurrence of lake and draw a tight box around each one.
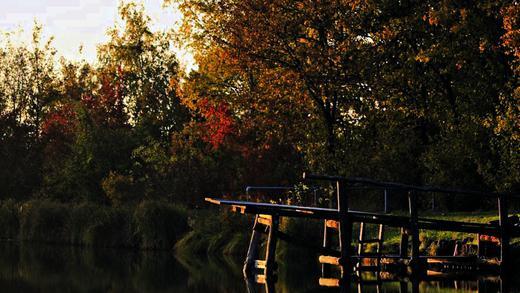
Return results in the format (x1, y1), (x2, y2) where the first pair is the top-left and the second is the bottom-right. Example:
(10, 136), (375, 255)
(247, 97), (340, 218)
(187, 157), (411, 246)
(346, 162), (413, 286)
(0, 241), (517, 292)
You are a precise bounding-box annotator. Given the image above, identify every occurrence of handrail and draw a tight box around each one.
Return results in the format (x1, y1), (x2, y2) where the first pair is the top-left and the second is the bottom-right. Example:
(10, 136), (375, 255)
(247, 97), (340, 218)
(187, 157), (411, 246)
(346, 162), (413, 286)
(303, 173), (519, 198)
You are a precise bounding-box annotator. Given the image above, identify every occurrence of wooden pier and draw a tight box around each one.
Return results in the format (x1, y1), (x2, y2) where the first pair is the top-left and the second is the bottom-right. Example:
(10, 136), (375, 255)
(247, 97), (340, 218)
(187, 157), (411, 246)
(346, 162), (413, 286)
(206, 173), (519, 287)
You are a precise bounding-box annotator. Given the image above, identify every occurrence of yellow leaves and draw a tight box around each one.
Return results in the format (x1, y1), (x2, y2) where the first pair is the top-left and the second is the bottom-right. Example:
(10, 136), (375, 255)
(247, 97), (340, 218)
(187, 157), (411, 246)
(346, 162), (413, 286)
(377, 26), (396, 41)
(459, 8), (468, 21)
(297, 37), (309, 45)
(450, 24), (461, 33)
(501, 4), (520, 59)
(344, 0), (364, 11)
(479, 39), (488, 53)
(415, 50), (431, 63)
(306, 28), (318, 40)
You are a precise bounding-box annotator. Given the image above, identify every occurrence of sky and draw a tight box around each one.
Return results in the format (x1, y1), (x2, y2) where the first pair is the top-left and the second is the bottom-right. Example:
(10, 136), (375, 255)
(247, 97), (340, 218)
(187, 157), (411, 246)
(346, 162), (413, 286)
(0, 0), (195, 71)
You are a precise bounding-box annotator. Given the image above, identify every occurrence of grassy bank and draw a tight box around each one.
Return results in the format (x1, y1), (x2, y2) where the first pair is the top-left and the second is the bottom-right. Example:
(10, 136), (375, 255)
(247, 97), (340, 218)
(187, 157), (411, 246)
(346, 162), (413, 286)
(0, 199), (188, 250)
(1, 199), (518, 261)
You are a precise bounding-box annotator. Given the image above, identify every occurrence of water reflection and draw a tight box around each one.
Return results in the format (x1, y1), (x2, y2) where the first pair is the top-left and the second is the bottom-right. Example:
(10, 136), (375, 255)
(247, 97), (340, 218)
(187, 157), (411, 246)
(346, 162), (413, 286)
(0, 242), (517, 292)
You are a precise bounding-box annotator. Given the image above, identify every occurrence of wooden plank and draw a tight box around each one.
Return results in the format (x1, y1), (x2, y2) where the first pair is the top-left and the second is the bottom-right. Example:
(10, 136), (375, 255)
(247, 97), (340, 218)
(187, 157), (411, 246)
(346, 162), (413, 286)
(256, 274), (266, 284)
(255, 260), (266, 269)
(257, 215), (272, 226)
(326, 219), (339, 229)
(207, 198), (500, 234)
(231, 205), (246, 214)
(319, 278), (341, 287)
(319, 255), (342, 265)
(205, 197), (337, 213)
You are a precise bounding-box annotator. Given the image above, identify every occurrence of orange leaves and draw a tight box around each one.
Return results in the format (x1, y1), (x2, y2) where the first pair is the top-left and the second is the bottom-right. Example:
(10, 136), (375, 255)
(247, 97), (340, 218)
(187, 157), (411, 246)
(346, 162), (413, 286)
(415, 50), (431, 63)
(501, 4), (520, 58)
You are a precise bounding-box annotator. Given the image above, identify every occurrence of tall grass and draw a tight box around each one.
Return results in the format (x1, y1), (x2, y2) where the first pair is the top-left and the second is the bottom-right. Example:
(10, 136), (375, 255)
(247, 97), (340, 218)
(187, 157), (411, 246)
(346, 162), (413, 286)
(175, 208), (250, 256)
(0, 199), (189, 250)
(0, 199), (19, 239)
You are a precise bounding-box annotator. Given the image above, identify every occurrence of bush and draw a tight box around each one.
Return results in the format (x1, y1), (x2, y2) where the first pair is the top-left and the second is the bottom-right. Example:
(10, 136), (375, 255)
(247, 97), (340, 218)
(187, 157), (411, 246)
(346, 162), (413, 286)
(82, 206), (135, 248)
(67, 203), (102, 245)
(2, 199), (191, 250)
(19, 200), (70, 243)
(133, 201), (189, 249)
(102, 172), (142, 206)
(0, 199), (20, 239)
(175, 209), (249, 256)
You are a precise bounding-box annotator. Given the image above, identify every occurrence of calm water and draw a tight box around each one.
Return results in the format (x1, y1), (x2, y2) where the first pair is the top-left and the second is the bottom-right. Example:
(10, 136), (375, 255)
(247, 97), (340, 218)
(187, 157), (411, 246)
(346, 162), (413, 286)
(0, 241), (518, 293)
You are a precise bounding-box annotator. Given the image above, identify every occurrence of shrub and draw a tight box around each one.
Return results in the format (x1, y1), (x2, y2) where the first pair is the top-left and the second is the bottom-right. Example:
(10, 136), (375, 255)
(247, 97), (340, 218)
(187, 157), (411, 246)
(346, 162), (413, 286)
(133, 201), (188, 249)
(102, 172), (142, 206)
(67, 203), (100, 245)
(0, 199), (20, 239)
(175, 209), (249, 256)
(82, 206), (135, 248)
(19, 200), (70, 243)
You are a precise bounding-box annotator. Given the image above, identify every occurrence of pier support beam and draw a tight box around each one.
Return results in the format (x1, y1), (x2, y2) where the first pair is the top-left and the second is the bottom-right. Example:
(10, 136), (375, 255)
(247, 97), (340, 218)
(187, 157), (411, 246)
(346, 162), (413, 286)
(243, 214), (279, 279)
(265, 215), (279, 276)
(408, 191), (422, 275)
(243, 215), (262, 276)
(498, 195), (510, 272)
(337, 179), (353, 277)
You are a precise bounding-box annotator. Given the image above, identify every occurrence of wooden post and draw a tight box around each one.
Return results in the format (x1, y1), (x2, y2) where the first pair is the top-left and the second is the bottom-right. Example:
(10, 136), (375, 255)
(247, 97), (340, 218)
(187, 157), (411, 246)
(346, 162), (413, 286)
(264, 215), (279, 276)
(322, 220), (333, 276)
(498, 195), (510, 271)
(399, 227), (409, 259)
(243, 215), (262, 277)
(411, 277), (420, 293)
(399, 281), (408, 293)
(477, 233), (482, 258)
(384, 189), (389, 213)
(337, 179), (352, 277)
(408, 190), (420, 273)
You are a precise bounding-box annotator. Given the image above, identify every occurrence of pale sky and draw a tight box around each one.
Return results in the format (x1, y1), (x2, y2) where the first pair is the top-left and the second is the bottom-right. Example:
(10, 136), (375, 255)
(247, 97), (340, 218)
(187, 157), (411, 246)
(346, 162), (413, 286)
(0, 0), (195, 71)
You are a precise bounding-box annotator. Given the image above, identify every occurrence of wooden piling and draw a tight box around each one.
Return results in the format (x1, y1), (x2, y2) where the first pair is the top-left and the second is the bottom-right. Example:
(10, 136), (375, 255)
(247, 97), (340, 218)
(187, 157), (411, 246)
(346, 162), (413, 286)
(243, 215), (262, 277)
(265, 215), (279, 276)
(498, 195), (510, 271)
(408, 191), (420, 274)
(337, 179), (353, 276)
(399, 228), (409, 259)
(322, 220), (333, 276)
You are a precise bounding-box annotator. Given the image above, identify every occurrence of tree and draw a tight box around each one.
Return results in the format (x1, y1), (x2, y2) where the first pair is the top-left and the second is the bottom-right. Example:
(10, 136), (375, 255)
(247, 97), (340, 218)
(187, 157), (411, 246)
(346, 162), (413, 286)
(0, 24), (57, 199)
(98, 2), (188, 142)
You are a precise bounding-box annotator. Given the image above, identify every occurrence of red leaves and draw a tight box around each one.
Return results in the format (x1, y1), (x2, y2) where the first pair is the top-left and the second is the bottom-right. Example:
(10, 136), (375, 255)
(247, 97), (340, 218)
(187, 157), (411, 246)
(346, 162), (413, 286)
(81, 70), (127, 127)
(41, 103), (77, 139)
(198, 98), (235, 149)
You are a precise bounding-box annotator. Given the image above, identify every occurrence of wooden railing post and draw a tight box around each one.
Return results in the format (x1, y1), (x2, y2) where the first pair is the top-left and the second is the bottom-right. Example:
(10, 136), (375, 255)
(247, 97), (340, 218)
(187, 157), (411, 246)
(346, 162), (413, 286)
(498, 195), (510, 271)
(408, 190), (420, 273)
(337, 179), (352, 277)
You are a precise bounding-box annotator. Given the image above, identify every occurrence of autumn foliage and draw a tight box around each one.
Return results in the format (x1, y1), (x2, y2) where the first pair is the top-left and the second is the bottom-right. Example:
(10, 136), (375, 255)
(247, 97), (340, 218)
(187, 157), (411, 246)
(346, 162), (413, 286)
(0, 0), (518, 210)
